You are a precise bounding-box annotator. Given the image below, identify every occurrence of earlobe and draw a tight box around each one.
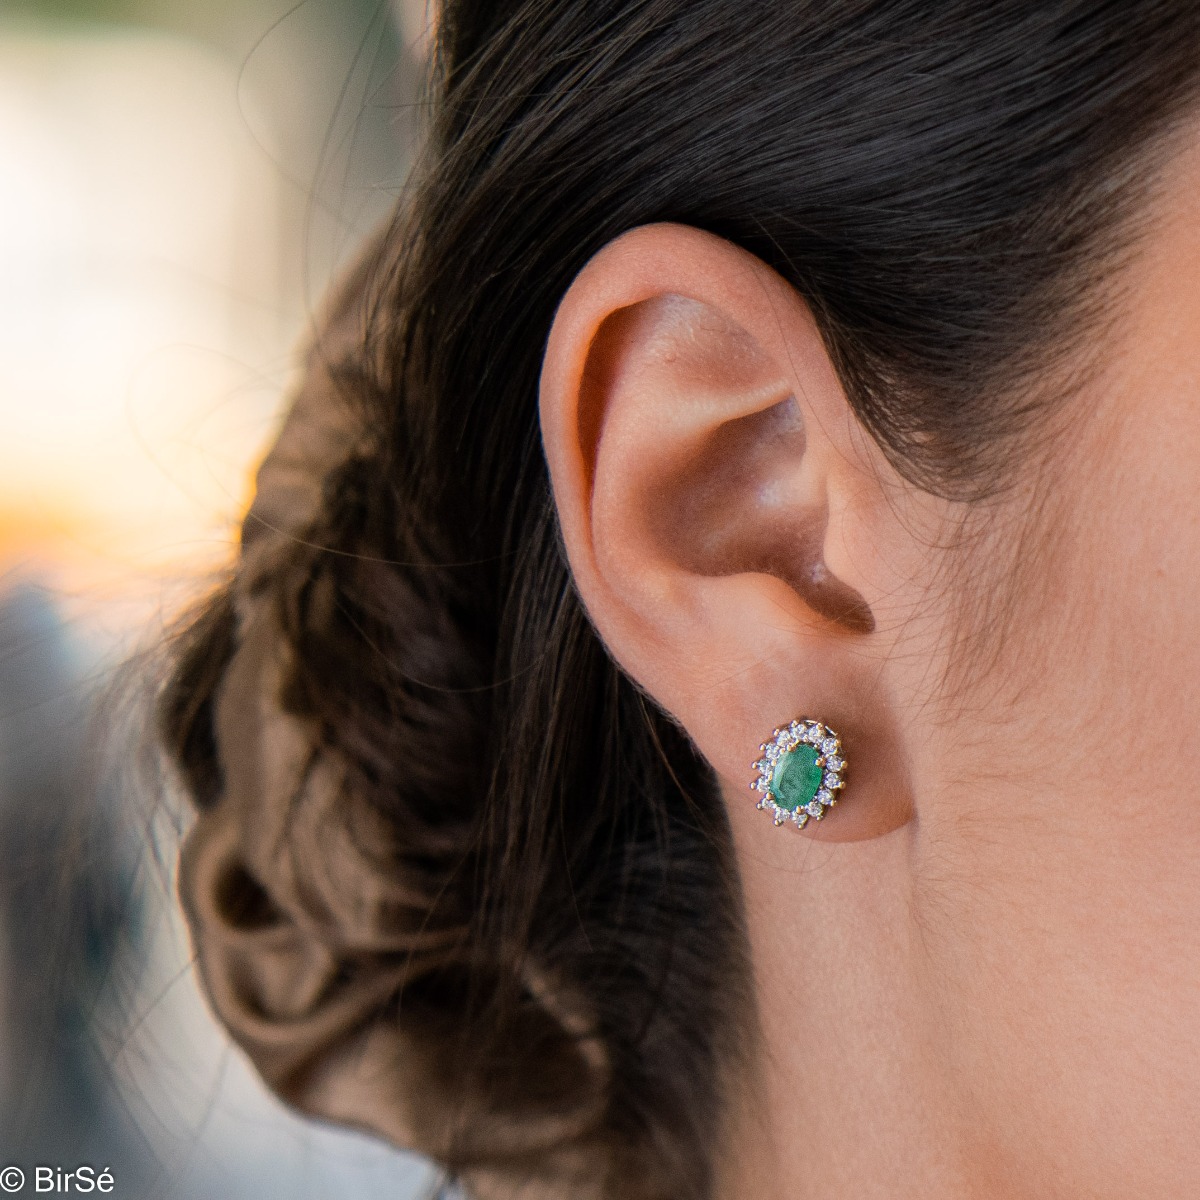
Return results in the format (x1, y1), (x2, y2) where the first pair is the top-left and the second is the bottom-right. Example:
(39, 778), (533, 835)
(540, 223), (916, 842)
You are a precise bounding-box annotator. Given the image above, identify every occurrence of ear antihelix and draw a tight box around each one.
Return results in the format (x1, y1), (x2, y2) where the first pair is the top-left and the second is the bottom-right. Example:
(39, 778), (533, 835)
(750, 717), (847, 829)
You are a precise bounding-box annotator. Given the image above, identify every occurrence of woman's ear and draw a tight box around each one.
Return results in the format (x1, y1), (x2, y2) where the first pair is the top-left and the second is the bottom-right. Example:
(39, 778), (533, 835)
(540, 224), (924, 841)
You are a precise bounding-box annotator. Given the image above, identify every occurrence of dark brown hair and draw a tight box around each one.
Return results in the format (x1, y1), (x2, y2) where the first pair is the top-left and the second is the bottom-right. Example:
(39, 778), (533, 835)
(162, 4), (1200, 1197)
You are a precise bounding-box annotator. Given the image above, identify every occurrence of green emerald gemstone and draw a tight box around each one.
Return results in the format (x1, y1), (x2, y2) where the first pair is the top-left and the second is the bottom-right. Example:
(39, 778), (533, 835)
(770, 743), (823, 812)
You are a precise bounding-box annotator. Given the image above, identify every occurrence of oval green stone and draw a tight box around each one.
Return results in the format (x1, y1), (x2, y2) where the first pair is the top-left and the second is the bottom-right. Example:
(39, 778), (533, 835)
(770, 743), (823, 812)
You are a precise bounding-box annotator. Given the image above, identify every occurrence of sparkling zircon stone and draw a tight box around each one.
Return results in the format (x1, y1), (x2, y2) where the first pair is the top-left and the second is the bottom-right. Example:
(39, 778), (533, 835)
(769, 742), (824, 812)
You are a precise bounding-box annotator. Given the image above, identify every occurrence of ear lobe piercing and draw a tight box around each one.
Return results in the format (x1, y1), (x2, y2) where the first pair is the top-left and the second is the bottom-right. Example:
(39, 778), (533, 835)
(750, 718), (846, 828)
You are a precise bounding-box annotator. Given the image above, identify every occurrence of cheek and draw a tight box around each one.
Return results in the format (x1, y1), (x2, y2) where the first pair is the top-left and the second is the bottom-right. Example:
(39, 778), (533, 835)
(979, 337), (1200, 804)
(913, 359), (1200, 1186)
(1071, 366), (1200, 753)
(1083, 152), (1200, 740)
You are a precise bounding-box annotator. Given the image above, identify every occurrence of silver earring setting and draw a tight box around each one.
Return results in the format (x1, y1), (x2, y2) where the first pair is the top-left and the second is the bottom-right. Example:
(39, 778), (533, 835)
(750, 718), (846, 828)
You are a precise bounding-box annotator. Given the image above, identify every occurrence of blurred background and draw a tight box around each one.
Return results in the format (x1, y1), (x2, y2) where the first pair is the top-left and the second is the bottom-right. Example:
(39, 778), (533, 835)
(0, 0), (437, 1194)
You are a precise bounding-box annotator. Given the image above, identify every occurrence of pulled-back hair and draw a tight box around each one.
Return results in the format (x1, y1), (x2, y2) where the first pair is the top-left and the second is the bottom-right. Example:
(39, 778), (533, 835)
(161, 4), (1200, 1197)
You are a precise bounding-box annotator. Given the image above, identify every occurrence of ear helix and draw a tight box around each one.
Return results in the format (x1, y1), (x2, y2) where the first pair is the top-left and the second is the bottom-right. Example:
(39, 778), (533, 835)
(751, 718), (846, 829)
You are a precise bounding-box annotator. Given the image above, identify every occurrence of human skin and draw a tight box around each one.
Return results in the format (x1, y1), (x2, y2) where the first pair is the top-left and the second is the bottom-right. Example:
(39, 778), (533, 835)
(539, 124), (1200, 1198)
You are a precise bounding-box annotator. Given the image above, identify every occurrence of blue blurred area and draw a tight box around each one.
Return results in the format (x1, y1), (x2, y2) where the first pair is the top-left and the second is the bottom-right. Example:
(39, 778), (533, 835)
(0, 579), (150, 1183)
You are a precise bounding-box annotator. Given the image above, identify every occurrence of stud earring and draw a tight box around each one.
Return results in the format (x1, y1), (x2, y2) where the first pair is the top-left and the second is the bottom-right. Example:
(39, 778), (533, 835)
(750, 718), (846, 828)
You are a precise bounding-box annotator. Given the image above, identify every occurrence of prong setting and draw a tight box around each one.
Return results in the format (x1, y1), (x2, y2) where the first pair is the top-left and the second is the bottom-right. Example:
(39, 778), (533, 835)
(750, 719), (846, 829)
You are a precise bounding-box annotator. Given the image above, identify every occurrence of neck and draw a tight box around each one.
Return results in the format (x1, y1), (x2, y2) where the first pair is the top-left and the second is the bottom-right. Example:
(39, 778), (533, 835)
(715, 818), (1004, 1200)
